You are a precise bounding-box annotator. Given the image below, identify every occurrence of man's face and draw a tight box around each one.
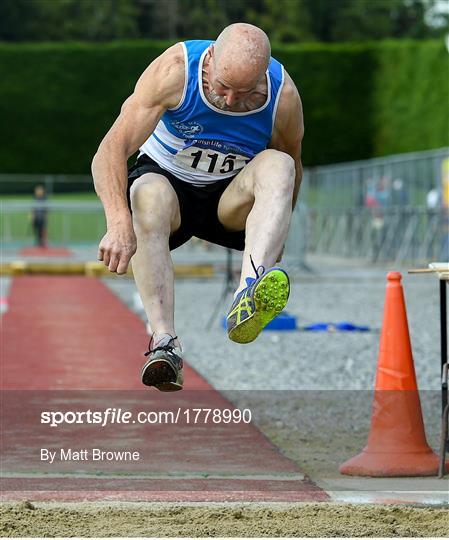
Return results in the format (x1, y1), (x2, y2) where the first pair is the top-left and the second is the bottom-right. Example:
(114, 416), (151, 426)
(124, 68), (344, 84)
(207, 49), (261, 110)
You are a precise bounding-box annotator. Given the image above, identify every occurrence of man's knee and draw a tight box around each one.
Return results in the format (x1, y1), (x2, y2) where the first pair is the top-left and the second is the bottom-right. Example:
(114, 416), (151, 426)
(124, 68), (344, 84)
(130, 174), (180, 232)
(253, 149), (295, 194)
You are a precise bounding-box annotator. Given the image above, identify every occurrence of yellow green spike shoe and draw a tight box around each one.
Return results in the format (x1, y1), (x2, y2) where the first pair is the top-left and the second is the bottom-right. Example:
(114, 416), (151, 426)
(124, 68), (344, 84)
(227, 265), (290, 344)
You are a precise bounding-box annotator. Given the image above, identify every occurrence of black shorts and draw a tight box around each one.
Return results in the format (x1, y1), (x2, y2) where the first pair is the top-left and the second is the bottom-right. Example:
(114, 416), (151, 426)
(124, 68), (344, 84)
(127, 154), (245, 251)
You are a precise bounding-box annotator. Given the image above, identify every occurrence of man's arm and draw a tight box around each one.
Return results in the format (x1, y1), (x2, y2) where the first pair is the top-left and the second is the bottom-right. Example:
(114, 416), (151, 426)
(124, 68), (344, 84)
(91, 43), (185, 274)
(269, 71), (304, 210)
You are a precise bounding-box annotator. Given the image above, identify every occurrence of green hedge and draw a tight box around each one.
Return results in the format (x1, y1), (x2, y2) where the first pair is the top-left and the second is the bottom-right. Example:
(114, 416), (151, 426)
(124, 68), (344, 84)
(0, 39), (447, 173)
(274, 42), (377, 164)
(372, 40), (449, 155)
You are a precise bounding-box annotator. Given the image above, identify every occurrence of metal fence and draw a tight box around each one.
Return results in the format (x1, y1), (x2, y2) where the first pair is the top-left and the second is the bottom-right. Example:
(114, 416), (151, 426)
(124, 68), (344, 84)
(1, 147), (448, 263)
(299, 147), (449, 263)
(0, 174), (92, 196)
(300, 147), (449, 209)
(305, 206), (448, 263)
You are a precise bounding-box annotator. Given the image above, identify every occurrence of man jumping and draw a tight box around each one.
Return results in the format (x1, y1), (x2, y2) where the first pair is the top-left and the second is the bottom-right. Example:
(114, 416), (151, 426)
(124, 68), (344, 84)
(92, 23), (304, 392)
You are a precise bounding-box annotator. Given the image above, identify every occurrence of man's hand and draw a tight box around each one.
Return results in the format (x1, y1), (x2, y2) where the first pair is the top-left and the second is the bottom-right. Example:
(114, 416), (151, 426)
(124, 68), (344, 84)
(98, 222), (137, 275)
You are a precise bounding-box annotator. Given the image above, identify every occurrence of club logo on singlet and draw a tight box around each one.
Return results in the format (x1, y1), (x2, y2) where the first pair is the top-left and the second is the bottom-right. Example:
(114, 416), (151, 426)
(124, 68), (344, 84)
(172, 121), (203, 138)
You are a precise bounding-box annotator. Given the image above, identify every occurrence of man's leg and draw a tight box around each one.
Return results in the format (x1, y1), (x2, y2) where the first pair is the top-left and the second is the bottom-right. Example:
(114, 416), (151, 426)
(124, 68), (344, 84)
(33, 222), (40, 247)
(130, 173), (182, 348)
(38, 223), (46, 247)
(218, 149), (295, 293)
(217, 150), (295, 343)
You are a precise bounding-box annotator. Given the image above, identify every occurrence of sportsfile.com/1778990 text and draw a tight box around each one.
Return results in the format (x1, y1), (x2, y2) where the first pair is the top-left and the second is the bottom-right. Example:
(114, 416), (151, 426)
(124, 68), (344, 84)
(40, 407), (252, 427)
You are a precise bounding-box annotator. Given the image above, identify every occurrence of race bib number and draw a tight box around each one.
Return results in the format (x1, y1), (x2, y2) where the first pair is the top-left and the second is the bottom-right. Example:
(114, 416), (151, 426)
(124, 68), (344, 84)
(174, 145), (251, 175)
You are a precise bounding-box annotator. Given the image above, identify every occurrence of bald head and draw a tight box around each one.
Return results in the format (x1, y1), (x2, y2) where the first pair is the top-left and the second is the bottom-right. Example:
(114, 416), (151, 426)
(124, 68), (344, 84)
(204, 24), (271, 111)
(212, 23), (271, 87)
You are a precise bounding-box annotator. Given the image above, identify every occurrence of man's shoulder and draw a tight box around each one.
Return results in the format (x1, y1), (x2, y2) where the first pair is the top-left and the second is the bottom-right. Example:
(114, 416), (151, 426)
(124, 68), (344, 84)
(275, 71), (302, 122)
(134, 43), (186, 109)
(280, 71), (300, 105)
(157, 42), (186, 77)
(270, 71), (303, 145)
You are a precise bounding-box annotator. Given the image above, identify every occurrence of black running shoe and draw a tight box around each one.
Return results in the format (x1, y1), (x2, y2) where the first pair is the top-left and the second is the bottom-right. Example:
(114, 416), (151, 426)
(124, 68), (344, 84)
(141, 334), (184, 392)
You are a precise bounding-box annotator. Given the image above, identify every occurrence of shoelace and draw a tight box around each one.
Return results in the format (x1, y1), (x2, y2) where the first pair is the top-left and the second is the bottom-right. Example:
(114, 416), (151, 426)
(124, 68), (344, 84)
(247, 255), (265, 287)
(144, 334), (178, 357)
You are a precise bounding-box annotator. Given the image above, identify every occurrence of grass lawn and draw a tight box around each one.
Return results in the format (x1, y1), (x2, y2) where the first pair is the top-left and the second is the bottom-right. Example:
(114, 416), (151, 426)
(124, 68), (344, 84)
(1, 192), (104, 245)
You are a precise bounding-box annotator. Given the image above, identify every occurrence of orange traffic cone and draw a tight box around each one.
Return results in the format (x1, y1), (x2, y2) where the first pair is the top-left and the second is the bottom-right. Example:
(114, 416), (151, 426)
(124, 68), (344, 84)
(340, 271), (442, 476)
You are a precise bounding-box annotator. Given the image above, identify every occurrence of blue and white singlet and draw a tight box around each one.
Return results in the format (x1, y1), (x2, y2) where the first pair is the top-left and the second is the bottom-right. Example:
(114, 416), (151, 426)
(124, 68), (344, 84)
(139, 40), (285, 186)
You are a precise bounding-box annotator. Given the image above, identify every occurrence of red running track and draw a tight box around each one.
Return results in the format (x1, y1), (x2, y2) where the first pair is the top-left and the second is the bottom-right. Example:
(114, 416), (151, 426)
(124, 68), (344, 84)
(1, 276), (327, 502)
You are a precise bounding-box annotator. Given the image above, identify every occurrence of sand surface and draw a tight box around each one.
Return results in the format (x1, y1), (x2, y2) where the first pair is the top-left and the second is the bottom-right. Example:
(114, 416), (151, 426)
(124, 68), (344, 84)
(1, 501), (448, 537)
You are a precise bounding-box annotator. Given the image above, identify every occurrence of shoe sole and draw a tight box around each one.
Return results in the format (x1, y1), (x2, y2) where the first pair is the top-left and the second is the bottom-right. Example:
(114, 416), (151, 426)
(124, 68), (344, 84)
(141, 359), (183, 392)
(228, 269), (290, 344)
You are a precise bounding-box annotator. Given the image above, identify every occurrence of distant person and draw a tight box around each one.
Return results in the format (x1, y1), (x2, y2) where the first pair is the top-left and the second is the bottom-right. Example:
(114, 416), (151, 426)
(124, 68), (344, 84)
(391, 178), (408, 206)
(426, 188), (440, 210)
(365, 176), (391, 261)
(31, 185), (48, 247)
(92, 24), (303, 392)
(427, 187), (449, 260)
(390, 178), (408, 256)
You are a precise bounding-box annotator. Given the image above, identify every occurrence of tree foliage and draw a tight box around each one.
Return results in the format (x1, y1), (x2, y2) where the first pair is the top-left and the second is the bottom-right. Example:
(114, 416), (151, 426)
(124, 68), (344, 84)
(0, 0), (139, 41)
(0, 0), (447, 42)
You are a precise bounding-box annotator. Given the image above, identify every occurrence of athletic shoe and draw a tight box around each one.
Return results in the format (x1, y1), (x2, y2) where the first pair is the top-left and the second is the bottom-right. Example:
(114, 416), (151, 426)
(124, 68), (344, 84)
(227, 257), (290, 344)
(141, 334), (184, 392)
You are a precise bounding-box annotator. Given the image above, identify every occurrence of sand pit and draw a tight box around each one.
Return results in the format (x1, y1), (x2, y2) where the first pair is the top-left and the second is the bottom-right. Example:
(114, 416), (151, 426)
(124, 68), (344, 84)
(1, 501), (448, 537)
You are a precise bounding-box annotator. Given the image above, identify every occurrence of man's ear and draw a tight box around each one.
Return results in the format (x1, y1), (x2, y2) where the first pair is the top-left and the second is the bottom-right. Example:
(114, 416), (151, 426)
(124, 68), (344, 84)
(208, 44), (215, 65)
(208, 45), (216, 78)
